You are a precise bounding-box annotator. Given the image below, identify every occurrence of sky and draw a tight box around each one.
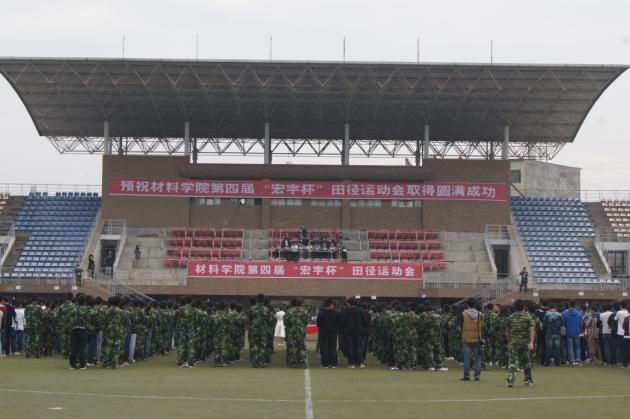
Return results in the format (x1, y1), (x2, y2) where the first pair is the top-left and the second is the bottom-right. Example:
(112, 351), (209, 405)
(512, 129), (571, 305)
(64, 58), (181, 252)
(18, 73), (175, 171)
(0, 0), (629, 189)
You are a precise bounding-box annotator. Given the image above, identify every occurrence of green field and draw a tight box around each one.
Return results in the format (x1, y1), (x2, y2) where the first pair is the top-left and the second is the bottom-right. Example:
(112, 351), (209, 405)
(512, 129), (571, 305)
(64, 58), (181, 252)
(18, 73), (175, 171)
(1, 346), (628, 419)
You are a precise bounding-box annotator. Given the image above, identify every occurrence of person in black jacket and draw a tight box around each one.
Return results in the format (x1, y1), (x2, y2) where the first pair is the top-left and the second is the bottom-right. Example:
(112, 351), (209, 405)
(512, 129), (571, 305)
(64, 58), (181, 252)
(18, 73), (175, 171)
(340, 297), (369, 368)
(316, 299), (341, 368)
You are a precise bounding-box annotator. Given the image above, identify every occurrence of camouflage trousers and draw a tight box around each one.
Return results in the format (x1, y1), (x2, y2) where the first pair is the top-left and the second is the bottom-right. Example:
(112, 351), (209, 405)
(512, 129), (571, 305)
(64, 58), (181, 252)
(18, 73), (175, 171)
(213, 335), (230, 367)
(249, 332), (268, 367)
(419, 340), (444, 369)
(483, 337), (500, 365)
(506, 345), (533, 384)
(101, 334), (124, 368)
(176, 332), (196, 365)
(286, 336), (307, 368)
(395, 338), (417, 370)
(25, 327), (41, 358)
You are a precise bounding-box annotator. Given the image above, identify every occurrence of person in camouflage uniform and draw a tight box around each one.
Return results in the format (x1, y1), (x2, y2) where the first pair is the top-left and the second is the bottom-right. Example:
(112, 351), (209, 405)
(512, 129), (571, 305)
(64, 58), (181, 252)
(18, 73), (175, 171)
(155, 301), (171, 355)
(212, 302), (230, 367)
(24, 297), (43, 358)
(55, 294), (74, 358)
(68, 294), (90, 369)
(192, 300), (209, 363)
(370, 305), (387, 363)
(101, 297), (126, 368)
(234, 304), (247, 362)
(263, 298), (275, 365)
(387, 303), (403, 370)
(506, 299), (536, 387)
(174, 296), (197, 367)
(483, 303), (499, 366)
(134, 301), (148, 362)
(249, 294), (271, 368)
(423, 305), (447, 371)
(445, 307), (463, 362)
(284, 298), (309, 368)
(40, 303), (56, 357)
(393, 305), (418, 370)
(496, 305), (510, 367)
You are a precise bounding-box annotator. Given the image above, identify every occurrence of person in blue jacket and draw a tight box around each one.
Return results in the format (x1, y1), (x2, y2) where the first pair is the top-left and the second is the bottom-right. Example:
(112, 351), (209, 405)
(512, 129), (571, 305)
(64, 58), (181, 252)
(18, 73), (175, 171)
(562, 301), (584, 365)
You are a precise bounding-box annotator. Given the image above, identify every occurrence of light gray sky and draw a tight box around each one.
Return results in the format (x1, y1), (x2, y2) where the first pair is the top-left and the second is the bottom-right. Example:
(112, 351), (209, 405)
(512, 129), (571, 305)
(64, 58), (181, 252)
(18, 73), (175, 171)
(0, 0), (629, 189)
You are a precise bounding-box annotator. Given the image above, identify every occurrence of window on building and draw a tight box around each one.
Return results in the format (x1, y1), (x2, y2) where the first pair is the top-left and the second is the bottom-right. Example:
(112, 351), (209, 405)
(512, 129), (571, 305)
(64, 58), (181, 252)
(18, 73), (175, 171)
(226, 198), (256, 206)
(192, 197), (221, 205)
(511, 169), (522, 184)
(350, 199), (382, 207)
(391, 200), (423, 208)
(271, 198), (302, 206)
(311, 199), (342, 207)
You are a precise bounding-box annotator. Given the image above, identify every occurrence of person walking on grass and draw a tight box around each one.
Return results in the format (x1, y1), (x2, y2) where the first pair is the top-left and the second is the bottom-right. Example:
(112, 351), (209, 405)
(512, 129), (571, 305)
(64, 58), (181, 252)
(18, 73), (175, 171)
(506, 299), (536, 387)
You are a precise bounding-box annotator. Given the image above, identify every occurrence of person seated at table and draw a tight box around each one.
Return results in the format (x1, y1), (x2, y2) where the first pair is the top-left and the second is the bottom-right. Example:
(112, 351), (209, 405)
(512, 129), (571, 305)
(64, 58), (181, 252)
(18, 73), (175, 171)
(304, 242), (313, 259)
(281, 236), (290, 249)
(329, 241), (338, 259)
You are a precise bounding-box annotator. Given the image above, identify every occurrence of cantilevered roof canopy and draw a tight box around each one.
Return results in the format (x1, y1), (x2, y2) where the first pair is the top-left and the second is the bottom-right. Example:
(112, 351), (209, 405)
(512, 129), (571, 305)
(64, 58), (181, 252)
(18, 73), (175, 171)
(0, 58), (626, 142)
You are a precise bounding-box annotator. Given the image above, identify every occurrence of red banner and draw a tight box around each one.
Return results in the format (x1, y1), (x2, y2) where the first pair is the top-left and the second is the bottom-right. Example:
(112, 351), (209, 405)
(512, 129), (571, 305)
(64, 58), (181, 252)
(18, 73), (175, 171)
(111, 178), (506, 201)
(187, 260), (422, 280)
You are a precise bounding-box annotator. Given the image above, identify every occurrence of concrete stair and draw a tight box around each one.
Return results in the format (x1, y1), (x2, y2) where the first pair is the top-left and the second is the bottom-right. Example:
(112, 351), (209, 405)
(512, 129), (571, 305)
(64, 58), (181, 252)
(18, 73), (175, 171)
(585, 202), (613, 235)
(1, 231), (29, 269)
(442, 232), (494, 280)
(581, 238), (612, 279)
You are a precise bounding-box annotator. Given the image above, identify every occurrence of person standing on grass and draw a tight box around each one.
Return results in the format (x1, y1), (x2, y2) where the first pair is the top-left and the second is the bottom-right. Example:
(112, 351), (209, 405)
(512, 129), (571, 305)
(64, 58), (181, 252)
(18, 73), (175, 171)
(599, 303), (614, 366)
(69, 295), (90, 370)
(284, 298), (309, 368)
(340, 297), (369, 369)
(274, 305), (286, 349)
(563, 301), (583, 366)
(317, 298), (341, 368)
(543, 303), (563, 366)
(506, 299), (536, 387)
(459, 298), (483, 381)
(614, 301), (629, 367)
(24, 298), (43, 358)
(249, 294), (271, 368)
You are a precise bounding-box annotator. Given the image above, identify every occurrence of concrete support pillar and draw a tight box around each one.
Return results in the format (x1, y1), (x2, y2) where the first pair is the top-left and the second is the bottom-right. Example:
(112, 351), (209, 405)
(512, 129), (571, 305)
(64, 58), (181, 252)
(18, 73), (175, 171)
(103, 121), (111, 155)
(502, 125), (509, 160)
(422, 124), (430, 159)
(192, 138), (198, 164)
(264, 122), (271, 165)
(342, 123), (350, 166)
(184, 121), (191, 157)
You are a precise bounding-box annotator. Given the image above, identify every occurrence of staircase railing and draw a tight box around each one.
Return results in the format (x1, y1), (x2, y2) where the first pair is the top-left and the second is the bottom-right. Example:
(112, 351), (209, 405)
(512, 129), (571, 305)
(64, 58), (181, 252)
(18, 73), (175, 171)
(88, 275), (154, 302)
(0, 221), (16, 266)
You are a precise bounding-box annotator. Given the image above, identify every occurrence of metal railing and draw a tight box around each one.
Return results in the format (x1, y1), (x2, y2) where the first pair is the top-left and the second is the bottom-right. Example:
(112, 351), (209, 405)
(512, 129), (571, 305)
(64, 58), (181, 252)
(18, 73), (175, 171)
(102, 219), (127, 236)
(516, 189), (630, 203)
(0, 221), (16, 265)
(485, 225), (510, 241)
(87, 276), (154, 302)
(0, 267), (75, 286)
(596, 227), (630, 243)
(0, 183), (101, 196)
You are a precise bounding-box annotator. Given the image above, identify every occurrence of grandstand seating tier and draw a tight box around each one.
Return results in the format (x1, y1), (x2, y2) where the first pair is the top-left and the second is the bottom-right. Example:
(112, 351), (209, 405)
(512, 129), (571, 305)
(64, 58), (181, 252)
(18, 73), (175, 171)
(512, 197), (599, 285)
(3, 192), (101, 279)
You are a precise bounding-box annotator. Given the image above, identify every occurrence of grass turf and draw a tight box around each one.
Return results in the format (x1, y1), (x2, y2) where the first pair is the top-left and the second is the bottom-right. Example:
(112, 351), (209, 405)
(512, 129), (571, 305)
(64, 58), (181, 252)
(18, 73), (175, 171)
(0, 346), (628, 419)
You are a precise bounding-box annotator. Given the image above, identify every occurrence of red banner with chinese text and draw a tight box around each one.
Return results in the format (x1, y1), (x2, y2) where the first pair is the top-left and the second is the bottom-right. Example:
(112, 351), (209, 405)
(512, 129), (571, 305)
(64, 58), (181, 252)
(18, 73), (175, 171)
(187, 260), (422, 280)
(111, 178), (506, 201)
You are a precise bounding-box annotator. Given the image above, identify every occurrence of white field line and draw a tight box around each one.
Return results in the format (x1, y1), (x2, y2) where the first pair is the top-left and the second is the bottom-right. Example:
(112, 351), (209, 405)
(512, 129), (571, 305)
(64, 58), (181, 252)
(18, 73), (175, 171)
(1, 388), (629, 406)
(304, 367), (314, 419)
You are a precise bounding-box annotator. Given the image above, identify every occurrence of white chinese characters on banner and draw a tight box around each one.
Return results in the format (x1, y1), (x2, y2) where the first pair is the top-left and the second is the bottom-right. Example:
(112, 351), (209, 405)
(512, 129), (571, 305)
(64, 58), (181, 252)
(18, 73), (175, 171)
(188, 261), (422, 279)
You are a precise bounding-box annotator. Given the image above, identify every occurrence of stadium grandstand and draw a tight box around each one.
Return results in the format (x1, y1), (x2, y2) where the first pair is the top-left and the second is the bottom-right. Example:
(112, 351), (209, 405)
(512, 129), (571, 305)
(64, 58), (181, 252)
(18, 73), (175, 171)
(0, 57), (629, 305)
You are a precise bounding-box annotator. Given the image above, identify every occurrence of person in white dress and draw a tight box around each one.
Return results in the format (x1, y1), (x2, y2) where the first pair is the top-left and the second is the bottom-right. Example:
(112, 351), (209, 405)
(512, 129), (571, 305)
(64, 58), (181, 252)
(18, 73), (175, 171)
(275, 308), (286, 348)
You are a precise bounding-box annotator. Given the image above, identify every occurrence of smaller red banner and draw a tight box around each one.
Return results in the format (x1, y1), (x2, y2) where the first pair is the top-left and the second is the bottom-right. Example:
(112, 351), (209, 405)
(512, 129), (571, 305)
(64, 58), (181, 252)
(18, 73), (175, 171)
(187, 260), (422, 280)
